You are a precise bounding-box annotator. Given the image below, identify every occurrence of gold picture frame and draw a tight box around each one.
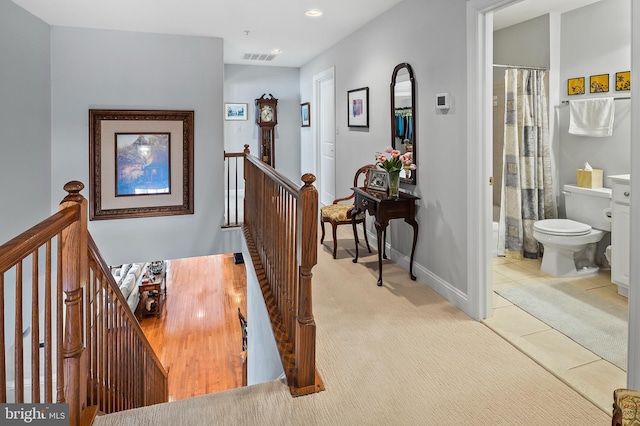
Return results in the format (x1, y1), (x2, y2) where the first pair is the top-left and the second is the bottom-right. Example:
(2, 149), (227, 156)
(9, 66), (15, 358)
(616, 71), (631, 91)
(89, 109), (194, 220)
(590, 74), (609, 93)
(567, 77), (585, 96)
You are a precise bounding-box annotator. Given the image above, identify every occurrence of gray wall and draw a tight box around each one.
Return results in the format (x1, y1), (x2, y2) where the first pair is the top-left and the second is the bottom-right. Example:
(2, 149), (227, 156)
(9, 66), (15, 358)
(50, 27), (225, 265)
(494, 15), (551, 68)
(0, 1), (51, 243)
(559, 0), (631, 202)
(224, 64), (301, 184)
(301, 0), (471, 305)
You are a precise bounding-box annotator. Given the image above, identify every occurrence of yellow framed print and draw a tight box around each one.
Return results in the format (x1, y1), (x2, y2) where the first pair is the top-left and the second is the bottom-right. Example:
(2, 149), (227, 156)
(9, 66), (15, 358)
(567, 77), (585, 95)
(590, 74), (609, 93)
(616, 71), (630, 91)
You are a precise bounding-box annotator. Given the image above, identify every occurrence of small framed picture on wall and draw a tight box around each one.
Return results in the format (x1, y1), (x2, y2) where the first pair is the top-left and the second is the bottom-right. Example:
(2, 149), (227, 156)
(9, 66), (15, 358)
(616, 71), (631, 91)
(590, 74), (609, 93)
(300, 102), (310, 127)
(567, 77), (585, 95)
(347, 87), (369, 128)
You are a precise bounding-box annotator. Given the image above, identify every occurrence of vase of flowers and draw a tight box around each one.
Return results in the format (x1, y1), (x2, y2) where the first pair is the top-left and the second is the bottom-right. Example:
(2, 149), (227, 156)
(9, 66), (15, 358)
(388, 169), (401, 198)
(375, 146), (416, 198)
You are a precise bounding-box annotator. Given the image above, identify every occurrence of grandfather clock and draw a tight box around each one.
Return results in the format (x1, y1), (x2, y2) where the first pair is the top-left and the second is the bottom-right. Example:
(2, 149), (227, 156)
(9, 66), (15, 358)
(255, 94), (278, 166)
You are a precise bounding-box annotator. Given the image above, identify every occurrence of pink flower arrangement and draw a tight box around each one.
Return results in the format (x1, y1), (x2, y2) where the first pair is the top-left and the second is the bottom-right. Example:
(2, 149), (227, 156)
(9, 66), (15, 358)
(375, 146), (416, 174)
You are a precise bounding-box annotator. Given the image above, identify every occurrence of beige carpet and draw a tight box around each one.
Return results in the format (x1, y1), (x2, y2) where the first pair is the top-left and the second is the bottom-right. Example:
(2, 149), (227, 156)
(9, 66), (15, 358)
(95, 230), (610, 425)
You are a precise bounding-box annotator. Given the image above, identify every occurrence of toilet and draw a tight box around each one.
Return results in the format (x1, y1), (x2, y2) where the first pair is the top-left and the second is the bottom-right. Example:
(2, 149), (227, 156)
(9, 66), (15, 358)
(533, 184), (612, 277)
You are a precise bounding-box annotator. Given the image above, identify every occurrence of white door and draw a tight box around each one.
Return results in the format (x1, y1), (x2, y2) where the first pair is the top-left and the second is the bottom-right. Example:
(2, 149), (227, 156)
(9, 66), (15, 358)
(313, 68), (336, 207)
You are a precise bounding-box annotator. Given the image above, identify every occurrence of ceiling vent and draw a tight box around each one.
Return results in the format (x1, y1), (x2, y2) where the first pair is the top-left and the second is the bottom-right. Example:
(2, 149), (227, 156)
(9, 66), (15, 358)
(242, 53), (276, 62)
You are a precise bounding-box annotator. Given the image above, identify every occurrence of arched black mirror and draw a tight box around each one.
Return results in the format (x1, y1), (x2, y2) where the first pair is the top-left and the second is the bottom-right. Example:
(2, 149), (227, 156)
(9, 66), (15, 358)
(390, 63), (416, 185)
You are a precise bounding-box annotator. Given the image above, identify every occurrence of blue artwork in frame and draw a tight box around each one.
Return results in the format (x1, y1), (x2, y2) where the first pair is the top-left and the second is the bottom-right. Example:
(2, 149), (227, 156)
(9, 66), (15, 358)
(115, 133), (171, 196)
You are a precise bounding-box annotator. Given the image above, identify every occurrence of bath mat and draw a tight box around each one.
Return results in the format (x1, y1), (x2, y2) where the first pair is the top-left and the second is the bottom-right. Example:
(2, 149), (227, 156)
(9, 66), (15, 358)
(496, 282), (627, 370)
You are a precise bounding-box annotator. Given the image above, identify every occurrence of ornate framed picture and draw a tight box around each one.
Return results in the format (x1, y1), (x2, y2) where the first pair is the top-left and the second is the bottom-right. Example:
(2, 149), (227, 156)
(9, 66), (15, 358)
(590, 74), (609, 93)
(347, 87), (369, 128)
(224, 103), (248, 120)
(89, 109), (194, 220)
(567, 77), (585, 95)
(367, 169), (389, 192)
(300, 102), (310, 127)
(616, 71), (631, 91)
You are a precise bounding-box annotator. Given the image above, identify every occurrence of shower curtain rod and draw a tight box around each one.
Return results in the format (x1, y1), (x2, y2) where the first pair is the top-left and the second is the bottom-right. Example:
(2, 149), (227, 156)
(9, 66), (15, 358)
(493, 64), (548, 70)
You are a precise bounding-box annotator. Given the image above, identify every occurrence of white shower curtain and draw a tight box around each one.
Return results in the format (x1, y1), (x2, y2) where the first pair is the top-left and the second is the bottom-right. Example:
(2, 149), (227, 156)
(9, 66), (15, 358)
(498, 68), (555, 259)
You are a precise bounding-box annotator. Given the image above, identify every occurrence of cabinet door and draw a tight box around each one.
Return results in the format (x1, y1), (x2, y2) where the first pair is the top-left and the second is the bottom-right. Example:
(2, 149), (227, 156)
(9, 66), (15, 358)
(611, 202), (630, 287)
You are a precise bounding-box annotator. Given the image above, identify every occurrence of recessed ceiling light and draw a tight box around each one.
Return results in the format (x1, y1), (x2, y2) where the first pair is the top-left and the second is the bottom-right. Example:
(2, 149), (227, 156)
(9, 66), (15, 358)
(271, 48), (283, 55)
(305, 9), (323, 17)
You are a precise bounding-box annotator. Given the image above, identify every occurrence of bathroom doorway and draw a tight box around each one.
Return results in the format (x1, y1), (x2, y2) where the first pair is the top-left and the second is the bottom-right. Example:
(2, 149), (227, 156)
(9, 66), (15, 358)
(480, 0), (632, 411)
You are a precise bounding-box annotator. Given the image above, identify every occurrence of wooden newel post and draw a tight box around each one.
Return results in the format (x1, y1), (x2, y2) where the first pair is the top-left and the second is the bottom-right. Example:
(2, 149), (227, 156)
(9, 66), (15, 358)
(58, 181), (88, 426)
(295, 174), (318, 392)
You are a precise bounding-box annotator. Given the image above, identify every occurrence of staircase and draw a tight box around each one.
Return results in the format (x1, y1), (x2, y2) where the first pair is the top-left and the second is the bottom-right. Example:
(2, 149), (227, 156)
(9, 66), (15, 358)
(0, 150), (322, 424)
(0, 182), (167, 426)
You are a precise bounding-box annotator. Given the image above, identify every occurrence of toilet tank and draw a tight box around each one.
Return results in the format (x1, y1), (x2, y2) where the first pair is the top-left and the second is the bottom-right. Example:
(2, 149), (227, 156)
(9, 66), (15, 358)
(563, 184), (612, 231)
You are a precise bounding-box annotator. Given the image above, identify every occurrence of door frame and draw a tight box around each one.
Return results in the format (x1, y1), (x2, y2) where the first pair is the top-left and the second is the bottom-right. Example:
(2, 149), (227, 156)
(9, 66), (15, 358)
(466, 0), (640, 388)
(312, 66), (336, 206)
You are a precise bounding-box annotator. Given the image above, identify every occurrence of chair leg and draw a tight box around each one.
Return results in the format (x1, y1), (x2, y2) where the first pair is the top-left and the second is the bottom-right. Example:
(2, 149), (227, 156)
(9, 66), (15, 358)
(361, 219), (371, 253)
(320, 219), (326, 243)
(331, 222), (338, 259)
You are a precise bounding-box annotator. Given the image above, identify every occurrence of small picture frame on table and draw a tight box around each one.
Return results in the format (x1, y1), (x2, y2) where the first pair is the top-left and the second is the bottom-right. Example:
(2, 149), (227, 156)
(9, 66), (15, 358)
(367, 169), (389, 192)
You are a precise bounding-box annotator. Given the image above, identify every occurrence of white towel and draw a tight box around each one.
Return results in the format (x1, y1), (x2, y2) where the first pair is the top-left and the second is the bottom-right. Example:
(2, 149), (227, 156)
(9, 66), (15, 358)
(568, 97), (615, 137)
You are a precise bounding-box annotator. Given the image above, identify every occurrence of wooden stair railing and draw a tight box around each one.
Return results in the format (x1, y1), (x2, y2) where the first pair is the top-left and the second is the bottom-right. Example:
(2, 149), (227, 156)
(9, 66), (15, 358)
(0, 181), (167, 426)
(243, 152), (324, 396)
(86, 235), (168, 413)
(223, 145), (251, 228)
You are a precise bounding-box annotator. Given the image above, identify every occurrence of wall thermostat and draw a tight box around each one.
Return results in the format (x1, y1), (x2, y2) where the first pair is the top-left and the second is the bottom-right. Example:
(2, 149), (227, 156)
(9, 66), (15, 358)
(436, 93), (450, 110)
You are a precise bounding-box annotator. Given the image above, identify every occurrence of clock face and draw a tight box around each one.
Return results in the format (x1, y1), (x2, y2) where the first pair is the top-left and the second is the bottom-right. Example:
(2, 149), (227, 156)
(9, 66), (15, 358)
(260, 105), (273, 122)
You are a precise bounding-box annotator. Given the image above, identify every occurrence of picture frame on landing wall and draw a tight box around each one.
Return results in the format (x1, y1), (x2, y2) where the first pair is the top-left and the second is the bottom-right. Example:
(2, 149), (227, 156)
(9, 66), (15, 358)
(89, 109), (194, 220)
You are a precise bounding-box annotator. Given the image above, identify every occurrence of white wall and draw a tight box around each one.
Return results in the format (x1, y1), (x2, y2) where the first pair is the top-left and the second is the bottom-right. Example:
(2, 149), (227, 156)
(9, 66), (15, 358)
(301, 0), (471, 307)
(0, 1), (51, 243)
(241, 237), (285, 385)
(50, 27), (225, 265)
(224, 64), (301, 184)
(559, 0), (631, 196)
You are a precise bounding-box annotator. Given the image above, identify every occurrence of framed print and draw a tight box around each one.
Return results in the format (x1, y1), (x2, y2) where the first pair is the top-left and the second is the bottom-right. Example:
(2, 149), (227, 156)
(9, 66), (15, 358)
(616, 71), (631, 91)
(224, 103), (248, 120)
(567, 77), (585, 95)
(89, 109), (194, 220)
(300, 102), (310, 127)
(590, 74), (609, 93)
(347, 87), (369, 128)
(367, 169), (389, 192)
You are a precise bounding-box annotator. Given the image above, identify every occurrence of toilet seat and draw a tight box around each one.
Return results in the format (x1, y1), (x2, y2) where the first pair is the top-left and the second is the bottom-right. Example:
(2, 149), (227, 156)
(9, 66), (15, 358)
(533, 219), (592, 236)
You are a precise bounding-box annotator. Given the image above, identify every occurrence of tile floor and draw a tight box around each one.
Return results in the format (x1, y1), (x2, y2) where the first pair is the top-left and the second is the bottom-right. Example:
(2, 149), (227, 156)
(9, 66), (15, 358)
(483, 256), (627, 413)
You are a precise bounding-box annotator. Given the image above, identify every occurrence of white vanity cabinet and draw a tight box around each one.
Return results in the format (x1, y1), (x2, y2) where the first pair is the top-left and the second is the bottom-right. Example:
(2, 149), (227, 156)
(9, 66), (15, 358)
(610, 174), (630, 296)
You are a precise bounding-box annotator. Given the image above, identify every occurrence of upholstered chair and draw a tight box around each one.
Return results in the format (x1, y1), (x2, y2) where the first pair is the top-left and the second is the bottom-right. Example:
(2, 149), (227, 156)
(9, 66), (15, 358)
(320, 164), (374, 259)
